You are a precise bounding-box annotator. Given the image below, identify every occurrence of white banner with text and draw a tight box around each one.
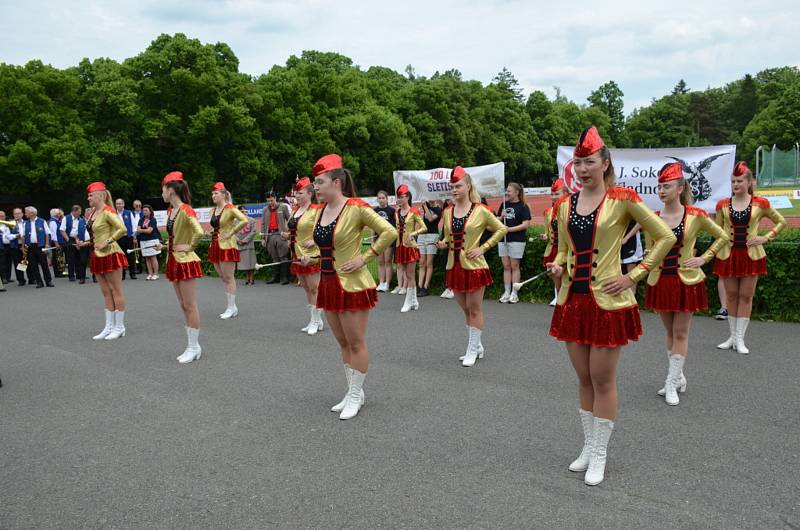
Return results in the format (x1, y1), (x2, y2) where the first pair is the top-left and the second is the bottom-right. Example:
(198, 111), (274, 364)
(557, 146), (736, 212)
(393, 162), (505, 202)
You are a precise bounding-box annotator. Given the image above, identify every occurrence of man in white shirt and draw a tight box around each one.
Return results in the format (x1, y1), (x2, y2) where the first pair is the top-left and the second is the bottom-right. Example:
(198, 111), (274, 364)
(60, 205), (84, 282)
(48, 208), (66, 278)
(23, 206), (53, 287)
(0, 210), (11, 285)
(0, 210), (10, 290)
(131, 200), (142, 229)
(115, 198), (137, 280)
(6, 208), (28, 285)
(131, 200), (143, 274)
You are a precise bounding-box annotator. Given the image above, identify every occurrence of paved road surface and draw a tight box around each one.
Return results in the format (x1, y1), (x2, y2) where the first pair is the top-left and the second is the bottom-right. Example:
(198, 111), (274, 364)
(1, 278), (798, 528)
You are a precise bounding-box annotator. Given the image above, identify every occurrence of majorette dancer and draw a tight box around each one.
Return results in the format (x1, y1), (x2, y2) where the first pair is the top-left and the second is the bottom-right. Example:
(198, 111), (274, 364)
(208, 182), (249, 319)
(546, 126), (676, 486)
(394, 184), (426, 313)
(161, 172), (205, 364)
(436, 166), (507, 367)
(86, 182), (129, 341)
(643, 162), (729, 405)
(307, 154), (397, 420)
(713, 161), (786, 354)
(542, 178), (569, 306)
(283, 177), (324, 335)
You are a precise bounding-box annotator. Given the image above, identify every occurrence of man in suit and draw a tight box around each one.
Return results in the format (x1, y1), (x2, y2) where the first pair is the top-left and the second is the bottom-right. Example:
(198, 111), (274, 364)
(0, 210), (11, 284)
(261, 191), (291, 284)
(60, 205), (86, 283)
(115, 198), (137, 280)
(23, 206), (54, 288)
(131, 200), (144, 275)
(48, 208), (67, 278)
(5, 208), (27, 286)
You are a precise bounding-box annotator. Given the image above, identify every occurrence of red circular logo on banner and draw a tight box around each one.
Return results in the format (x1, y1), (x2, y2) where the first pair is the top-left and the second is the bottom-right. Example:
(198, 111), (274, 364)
(563, 160), (583, 193)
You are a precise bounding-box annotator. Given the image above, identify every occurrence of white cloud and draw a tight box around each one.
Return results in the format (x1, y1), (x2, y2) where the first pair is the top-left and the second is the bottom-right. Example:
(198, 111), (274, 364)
(0, 0), (797, 114)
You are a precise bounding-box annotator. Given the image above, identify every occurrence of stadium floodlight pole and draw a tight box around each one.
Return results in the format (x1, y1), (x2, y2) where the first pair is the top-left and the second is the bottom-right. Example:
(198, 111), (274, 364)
(755, 146), (762, 182)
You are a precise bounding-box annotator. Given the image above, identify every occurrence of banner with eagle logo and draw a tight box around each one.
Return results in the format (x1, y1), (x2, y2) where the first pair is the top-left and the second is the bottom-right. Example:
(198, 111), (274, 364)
(557, 145), (736, 213)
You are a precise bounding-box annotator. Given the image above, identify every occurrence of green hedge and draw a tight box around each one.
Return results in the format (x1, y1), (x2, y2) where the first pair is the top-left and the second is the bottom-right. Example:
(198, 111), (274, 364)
(158, 228), (800, 322)
(491, 226), (800, 323)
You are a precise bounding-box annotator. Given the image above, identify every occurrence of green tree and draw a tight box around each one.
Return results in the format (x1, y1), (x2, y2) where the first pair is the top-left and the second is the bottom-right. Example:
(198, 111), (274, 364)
(626, 94), (697, 148)
(491, 67), (524, 102)
(587, 81), (625, 145)
(0, 61), (100, 200)
(741, 79), (800, 159)
(672, 79), (689, 95)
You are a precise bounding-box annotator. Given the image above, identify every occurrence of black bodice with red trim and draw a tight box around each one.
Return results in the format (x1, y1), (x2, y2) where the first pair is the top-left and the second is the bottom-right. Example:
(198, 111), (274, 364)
(660, 216), (685, 276)
(568, 194), (599, 295)
(313, 206), (342, 276)
(288, 212), (300, 259)
(730, 198), (751, 249)
(450, 205), (474, 261)
(166, 217), (175, 251)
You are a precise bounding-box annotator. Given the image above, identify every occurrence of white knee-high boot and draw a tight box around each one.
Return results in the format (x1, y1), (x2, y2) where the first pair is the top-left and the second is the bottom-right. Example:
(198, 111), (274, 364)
(735, 317), (750, 354)
(177, 327), (202, 363)
(584, 417), (615, 486)
(93, 309), (115, 340)
(717, 317), (737, 349)
(401, 287), (419, 312)
(462, 327), (482, 367)
(314, 307), (324, 331)
(331, 364), (365, 412)
(105, 311), (126, 340)
(220, 293), (238, 319)
(459, 324), (484, 362)
(306, 305), (320, 335)
(664, 354), (686, 406)
(658, 350), (687, 396)
(339, 369), (366, 420)
(569, 409), (594, 472)
(301, 304), (314, 332)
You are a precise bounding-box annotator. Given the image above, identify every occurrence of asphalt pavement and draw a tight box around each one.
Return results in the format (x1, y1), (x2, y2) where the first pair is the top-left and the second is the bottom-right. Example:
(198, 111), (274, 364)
(1, 276), (798, 529)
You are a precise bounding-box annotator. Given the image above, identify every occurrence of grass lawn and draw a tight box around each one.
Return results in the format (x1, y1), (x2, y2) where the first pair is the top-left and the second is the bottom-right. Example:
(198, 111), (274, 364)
(782, 198), (800, 216)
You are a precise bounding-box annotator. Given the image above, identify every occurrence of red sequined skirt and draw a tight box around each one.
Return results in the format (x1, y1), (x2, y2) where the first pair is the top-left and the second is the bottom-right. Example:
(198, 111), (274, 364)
(317, 274), (378, 312)
(90, 251), (128, 275)
(645, 275), (708, 313)
(713, 247), (767, 277)
(208, 239), (240, 263)
(395, 243), (420, 264)
(542, 248), (558, 269)
(445, 261), (493, 293)
(550, 292), (642, 348)
(291, 262), (321, 276)
(166, 255), (203, 282)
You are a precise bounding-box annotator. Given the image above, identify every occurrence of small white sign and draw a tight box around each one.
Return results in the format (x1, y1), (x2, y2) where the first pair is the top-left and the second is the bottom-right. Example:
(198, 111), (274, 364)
(769, 196), (794, 209)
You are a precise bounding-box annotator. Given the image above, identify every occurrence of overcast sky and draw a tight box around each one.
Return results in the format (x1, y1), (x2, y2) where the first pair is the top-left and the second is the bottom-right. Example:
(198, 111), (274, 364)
(1, 0), (797, 114)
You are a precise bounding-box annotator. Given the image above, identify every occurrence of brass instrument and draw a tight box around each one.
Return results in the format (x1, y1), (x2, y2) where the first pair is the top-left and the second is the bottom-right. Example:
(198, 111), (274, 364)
(0, 219), (16, 227)
(132, 237), (140, 266)
(17, 243), (28, 272)
(54, 242), (66, 273)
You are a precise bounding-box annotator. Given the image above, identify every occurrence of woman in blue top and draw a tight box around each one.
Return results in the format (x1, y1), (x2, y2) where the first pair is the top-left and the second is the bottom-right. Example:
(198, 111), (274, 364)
(136, 205), (162, 280)
(373, 190), (396, 292)
(497, 183), (531, 303)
